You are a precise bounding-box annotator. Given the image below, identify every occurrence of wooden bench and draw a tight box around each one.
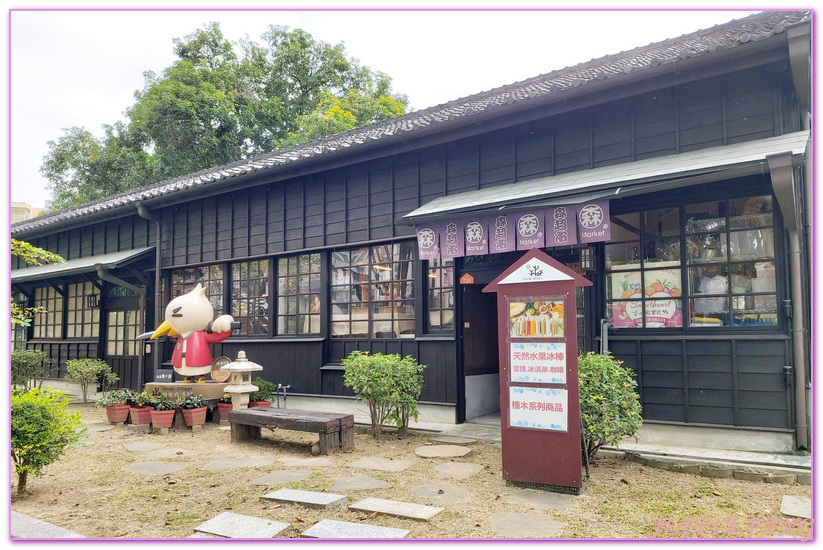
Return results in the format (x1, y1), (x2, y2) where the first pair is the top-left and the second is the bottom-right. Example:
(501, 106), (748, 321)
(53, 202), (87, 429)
(228, 408), (355, 454)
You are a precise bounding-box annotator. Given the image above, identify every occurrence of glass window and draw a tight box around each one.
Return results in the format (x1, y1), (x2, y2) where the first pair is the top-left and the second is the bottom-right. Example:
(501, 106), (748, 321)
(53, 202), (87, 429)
(106, 310), (141, 356)
(331, 242), (416, 339)
(606, 194), (777, 329)
(66, 282), (100, 339)
(170, 265), (224, 319)
(33, 286), (63, 339)
(427, 258), (454, 331)
(231, 260), (270, 336)
(276, 253), (321, 335)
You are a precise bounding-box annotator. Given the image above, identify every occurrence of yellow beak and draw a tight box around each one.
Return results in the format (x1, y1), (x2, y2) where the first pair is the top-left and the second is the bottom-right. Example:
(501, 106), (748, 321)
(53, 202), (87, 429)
(150, 320), (179, 339)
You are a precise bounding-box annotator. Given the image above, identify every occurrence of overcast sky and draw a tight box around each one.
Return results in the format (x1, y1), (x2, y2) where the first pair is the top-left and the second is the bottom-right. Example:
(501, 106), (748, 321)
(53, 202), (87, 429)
(8, 5), (761, 208)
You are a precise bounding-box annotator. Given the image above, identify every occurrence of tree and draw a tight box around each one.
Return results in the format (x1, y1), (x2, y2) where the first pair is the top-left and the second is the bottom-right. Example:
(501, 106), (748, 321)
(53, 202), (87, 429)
(65, 359), (118, 405)
(11, 349), (56, 392)
(11, 239), (64, 326)
(11, 388), (85, 495)
(42, 22), (408, 210)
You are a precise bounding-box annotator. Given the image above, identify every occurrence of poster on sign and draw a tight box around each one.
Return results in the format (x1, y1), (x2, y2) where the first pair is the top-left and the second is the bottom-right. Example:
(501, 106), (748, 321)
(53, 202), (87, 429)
(576, 200), (611, 243)
(509, 341), (567, 384)
(509, 386), (569, 432)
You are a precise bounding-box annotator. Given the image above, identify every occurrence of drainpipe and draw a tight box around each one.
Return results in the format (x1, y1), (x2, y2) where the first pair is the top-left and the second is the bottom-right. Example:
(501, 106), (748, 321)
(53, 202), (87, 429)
(136, 202), (162, 389)
(600, 318), (613, 355)
(767, 153), (809, 450)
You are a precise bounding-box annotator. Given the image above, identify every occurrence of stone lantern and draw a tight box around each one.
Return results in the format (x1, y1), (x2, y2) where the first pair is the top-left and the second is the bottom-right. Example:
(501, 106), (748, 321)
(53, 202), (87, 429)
(221, 350), (263, 410)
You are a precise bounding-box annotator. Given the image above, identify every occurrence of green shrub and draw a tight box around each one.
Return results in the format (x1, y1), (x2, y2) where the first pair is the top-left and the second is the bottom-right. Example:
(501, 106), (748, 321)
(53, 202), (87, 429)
(249, 377), (276, 402)
(64, 358), (118, 405)
(11, 388), (85, 495)
(11, 349), (55, 392)
(96, 388), (135, 407)
(151, 394), (176, 411)
(578, 352), (643, 462)
(343, 351), (426, 439)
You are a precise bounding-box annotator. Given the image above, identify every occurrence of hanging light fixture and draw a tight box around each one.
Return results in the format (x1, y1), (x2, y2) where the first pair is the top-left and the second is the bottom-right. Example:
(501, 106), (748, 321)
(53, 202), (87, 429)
(579, 246), (594, 271)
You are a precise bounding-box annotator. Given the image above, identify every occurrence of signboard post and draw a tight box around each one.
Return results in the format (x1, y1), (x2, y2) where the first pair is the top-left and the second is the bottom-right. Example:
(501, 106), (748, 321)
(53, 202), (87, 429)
(483, 248), (592, 493)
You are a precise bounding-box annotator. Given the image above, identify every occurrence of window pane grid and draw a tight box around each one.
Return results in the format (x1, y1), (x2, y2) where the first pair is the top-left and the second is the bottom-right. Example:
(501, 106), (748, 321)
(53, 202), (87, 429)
(66, 282), (100, 338)
(33, 286), (63, 339)
(171, 265), (224, 318)
(427, 258), (454, 331)
(230, 260), (270, 336)
(277, 253), (321, 335)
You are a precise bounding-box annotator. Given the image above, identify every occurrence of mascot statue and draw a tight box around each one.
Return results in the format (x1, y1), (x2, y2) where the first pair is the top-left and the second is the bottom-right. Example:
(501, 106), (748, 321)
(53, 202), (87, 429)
(149, 283), (237, 382)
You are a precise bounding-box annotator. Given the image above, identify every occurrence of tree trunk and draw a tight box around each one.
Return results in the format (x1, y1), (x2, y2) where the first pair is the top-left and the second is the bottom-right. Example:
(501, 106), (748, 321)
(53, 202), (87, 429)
(17, 470), (28, 495)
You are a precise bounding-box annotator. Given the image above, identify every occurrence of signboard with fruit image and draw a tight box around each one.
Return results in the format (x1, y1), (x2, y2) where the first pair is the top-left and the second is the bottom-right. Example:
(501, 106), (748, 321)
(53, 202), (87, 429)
(508, 298), (565, 338)
(611, 263), (683, 328)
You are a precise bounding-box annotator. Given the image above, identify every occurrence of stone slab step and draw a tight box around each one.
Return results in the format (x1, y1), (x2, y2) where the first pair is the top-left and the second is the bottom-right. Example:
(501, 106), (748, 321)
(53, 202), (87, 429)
(301, 519), (409, 539)
(193, 511), (290, 538)
(415, 445), (472, 458)
(348, 497), (443, 521)
(781, 495), (811, 519)
(261, 488), (347, 509)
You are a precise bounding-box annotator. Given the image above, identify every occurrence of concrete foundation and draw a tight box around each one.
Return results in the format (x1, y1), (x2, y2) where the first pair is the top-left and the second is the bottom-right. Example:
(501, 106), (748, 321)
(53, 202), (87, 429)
(283, 395), (456, 424)
(630, 423), (795, 454)
(465, 373), (500, 420)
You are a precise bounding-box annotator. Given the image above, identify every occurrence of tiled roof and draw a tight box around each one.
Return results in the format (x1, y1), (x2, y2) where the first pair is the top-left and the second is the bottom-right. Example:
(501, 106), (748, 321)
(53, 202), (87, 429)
(11, 10), (810, 236)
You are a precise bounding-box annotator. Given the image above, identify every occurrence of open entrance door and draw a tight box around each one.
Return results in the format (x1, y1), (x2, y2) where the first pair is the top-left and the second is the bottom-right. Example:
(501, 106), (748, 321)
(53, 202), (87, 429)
(461, 284), (500, 421)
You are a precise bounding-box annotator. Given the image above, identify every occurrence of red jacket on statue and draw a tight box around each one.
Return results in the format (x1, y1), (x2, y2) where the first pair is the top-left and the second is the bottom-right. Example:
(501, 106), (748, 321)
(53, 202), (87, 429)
(171, 330), (233, 369)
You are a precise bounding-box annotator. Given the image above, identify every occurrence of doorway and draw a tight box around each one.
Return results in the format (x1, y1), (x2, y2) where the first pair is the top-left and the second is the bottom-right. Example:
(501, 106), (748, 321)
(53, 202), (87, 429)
(461, 283), (500, 421)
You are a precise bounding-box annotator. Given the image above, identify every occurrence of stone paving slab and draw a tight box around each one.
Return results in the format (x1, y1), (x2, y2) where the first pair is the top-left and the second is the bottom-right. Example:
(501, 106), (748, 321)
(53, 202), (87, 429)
(187, 532), (222, 538)
(201, 457), (276, 471)
(427, 435), (477, 445)
(147, 448), (200, 459)
(11, 511), (85, 539)
(122, 462), (189, 475)
(781, 495), (811, 519)
(331, 476), (392, 492)
(505, 487), (576, 510)
(262, 488), (348, 509)
(412, 482), (472, 506)
(282, 457), (332, 468)
(346, 457), (414, 472)
(491, 512), (563, 538)
(123, 441), (166, 452)
(302, 519), (409, 539)
(86, 424), (116, 433)
(434, 462), (485, 480)
(194, 511), (290, 538)
(349, 497), (444, 521)
(251, 470), (312, 486)
(415, 444), (472, 458)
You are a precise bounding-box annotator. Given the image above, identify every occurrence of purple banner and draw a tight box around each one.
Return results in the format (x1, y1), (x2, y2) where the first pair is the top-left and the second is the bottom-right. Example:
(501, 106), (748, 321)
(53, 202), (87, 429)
(464, 217), (489, 256)
(490, 214), (517, 253)
(513, 211), (546, 250)
(576, 200), (611, 243)
(415, 225), (440, 260)
(545, 206), (578, 247)
(439, 221), (464, 259)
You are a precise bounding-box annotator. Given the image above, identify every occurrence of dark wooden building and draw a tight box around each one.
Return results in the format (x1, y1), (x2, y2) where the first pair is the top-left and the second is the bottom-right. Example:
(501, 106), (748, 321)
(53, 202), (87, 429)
(11, 11), (811, 451)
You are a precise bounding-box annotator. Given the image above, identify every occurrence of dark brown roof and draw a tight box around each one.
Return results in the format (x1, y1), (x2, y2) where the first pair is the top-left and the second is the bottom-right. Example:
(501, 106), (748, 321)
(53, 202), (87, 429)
(12, 10), (810, 237)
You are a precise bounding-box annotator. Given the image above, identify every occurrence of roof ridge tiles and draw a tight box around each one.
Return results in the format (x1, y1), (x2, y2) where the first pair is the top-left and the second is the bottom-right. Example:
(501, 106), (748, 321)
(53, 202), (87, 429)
(11, 10), (809, 236)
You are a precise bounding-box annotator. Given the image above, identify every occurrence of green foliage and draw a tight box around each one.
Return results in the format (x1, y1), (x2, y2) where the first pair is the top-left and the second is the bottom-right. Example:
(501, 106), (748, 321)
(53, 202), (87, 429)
(578, 352), (643, 462)
(177, 394), (206, 409)
(217, 393), (232, 404)
(64, 358), (118, 405)
(41, 22), (408, 210)
(11, 388), (85, 495)
(151, 394), (176, 411)
(342, 351), (426, 439)
(11, 349), (55, 392)
(96, 388), (135, 407)
(10, 239), (64, 326)
(249, 377), (276, 402)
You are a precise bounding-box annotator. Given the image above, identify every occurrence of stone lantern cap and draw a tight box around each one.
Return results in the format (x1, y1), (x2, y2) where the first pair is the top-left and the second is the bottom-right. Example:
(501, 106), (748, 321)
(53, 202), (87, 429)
(222, 350), (263, 394)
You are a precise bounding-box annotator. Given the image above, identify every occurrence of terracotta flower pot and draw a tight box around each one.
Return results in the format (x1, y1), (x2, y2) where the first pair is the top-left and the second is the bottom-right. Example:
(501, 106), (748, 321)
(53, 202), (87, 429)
(182, 406), (207, 427)
(217, 402), (233, 421)
(105, 404), (130, 424)
(130, 406), (155, 425)
(249, 400), (272, 409)
(150, 409), (176, 429)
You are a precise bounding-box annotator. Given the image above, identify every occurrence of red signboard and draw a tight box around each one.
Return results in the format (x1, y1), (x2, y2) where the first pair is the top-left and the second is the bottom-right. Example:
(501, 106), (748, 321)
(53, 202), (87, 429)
(459, 273), (475, 285)
(484, 248), (592, 493)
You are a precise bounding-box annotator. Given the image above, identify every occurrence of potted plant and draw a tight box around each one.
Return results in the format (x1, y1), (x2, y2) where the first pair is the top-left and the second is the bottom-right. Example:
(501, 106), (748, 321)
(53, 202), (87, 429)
(249, 377), (276, 408)
(216, 393), (233, 421)
(149, 395), (176, 429)
(96, 388), (134, 424)
(129, 391), (155, 425)
(177, 394), (207, 427)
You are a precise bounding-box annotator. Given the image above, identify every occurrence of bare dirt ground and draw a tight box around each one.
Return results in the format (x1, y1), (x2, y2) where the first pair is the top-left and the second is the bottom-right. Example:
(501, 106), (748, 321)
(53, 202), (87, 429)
(10, 403), (812, 540)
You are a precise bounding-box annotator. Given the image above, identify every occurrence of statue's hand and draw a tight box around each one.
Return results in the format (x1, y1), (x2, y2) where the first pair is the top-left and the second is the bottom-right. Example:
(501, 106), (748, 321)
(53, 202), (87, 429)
(211, 315), (235, 333)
